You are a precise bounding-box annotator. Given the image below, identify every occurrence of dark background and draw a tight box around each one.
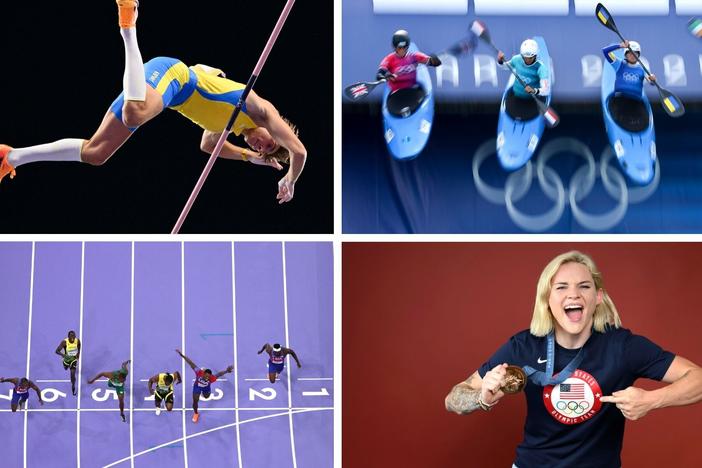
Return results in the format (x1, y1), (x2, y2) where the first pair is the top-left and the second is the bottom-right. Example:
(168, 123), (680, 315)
(0, 1), (332, 233)
(343, 243), (702, 468)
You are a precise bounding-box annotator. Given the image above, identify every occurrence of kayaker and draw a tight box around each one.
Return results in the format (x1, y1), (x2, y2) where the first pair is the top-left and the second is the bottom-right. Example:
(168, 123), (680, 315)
(602, 40), (656, 98)
(496, 39), (550, 101)
(376, 30), (442, 94)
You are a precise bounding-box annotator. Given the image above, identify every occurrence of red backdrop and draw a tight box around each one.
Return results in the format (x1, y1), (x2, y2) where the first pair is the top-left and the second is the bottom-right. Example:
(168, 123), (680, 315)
(343, 243), (702, 468)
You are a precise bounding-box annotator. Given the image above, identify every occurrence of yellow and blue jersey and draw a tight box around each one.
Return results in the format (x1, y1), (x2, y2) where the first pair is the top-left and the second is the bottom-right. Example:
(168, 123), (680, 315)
(110, 57), (257, 134)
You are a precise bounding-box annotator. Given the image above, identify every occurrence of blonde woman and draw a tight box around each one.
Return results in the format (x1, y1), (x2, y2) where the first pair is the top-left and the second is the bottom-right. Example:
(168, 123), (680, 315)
(445, 251), (702, 468)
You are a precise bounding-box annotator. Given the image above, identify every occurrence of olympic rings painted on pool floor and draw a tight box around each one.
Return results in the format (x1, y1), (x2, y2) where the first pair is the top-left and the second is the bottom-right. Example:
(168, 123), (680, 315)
(471, 137), (661, 232)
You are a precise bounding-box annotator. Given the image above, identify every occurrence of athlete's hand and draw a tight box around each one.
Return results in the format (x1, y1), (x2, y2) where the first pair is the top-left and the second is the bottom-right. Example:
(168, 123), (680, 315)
(620, 40), (629, 49)
(648, 74), (656, 83)
(600, 386), (656, 420)
(387, 73), (397, 82)
(257, 349), (263, 354)
(297, 363), (302, 368)
(175, 349), (182, 356)
(226, 365), (234, 373)
(250, 153), (283, 171)
(149, 389), (155, 396)
(277, 176), (295, 204)
(497, 51), (505, 64)
(480, 363), (508, 406)
(525, 85), (535, 94)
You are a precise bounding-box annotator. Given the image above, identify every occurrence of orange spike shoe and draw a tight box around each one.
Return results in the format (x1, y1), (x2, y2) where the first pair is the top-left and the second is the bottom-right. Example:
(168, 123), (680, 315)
(0, 144), (16, 184)
(116, 0), (139, 28)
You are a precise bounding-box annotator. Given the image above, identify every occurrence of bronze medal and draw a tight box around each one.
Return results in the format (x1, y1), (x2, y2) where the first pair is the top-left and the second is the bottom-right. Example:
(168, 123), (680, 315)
(501, 365), (527, 394)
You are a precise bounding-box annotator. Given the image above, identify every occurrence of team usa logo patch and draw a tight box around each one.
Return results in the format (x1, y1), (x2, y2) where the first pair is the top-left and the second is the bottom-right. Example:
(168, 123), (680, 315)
(543, 369), (602, 425)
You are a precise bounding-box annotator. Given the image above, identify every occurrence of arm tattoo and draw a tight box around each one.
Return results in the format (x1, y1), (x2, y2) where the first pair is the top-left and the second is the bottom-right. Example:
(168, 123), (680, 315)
(446, 374), (482, 415)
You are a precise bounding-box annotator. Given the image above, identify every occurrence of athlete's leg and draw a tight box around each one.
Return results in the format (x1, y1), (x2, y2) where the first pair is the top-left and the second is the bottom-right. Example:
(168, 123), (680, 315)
(70, 366), (77, 395)
(4, 109), (132, 170)
(268, 372), (276, 384)
(121, 84), (164, 129)
(116, 0), (162, 129)
(118, 393), (126, 421)
(192, 392), (201, 422)
(166, 400), (174, 412)
(11, 403), (18, 412)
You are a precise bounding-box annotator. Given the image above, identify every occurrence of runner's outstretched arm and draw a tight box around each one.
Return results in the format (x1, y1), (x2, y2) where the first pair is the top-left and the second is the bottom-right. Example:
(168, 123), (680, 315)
(176, 349), (198, 370)
(215, 365), (234, 378)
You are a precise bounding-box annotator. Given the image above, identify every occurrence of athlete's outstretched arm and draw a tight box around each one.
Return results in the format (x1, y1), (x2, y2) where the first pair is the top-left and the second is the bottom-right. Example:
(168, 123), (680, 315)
(601, 356), (702, 420)
(0, 377), (18, 385)
(257, 343), (272, 355)
(286, 348), (302, 368)
(200, 131), (283, 170)
(176, 349), (198, 370)
(215, 365), (234, 378)
(55, 341), (66, 356)
(29, 381), (43, 404)
(121, 360), (131, 374)
(245, 92), (307, 183)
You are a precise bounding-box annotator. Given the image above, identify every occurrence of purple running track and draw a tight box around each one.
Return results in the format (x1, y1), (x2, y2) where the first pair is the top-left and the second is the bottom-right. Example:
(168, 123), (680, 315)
(0, 242), (333, 468)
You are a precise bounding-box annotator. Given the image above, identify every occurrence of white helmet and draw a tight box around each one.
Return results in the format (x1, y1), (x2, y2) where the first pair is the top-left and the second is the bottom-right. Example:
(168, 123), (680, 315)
(520, 39), (539, 58)
(628, 41), (641, 55)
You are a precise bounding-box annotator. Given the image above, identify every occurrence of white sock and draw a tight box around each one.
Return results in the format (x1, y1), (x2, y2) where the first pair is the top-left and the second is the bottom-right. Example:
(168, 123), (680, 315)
(120, 27), (146, 101)
(7, 138), (84, 167)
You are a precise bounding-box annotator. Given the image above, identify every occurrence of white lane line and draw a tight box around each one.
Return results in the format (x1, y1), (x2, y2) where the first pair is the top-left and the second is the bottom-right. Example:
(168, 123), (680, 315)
(101, 408), (331, 468)
(36, 379), (71, 383)
(281, 242), (298, 468)
(23, 242), (36, 468)
(231, 242), (243, 468)
(77, 242), (85, 468)
(0, 407), (333, 413)
(298, 378), (333, 381)
(180, 242), (189, 468)
(244, 378), (280, 382)
(129, 242), (135, 468)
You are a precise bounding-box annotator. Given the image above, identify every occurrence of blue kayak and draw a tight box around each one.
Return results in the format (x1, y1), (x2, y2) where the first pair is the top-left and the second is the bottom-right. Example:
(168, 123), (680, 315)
(496, 36), (551, 172)
(381, 43), (434, 160)
(601, 50), (656, 185)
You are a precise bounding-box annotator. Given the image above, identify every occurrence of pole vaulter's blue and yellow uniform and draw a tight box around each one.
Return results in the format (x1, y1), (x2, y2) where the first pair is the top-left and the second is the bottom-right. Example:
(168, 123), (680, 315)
(110, 56), (258, 134)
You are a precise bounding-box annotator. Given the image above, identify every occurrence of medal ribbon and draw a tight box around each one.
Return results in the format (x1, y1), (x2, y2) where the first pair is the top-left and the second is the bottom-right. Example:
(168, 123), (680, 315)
(522, 332), (585, 386)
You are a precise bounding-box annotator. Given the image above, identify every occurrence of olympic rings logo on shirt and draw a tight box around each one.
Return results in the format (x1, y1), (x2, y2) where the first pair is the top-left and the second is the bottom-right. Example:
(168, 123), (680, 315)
(555, 400), (591, 414)
(622, 71), (640, 82)
(472, 137), (660, 232)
